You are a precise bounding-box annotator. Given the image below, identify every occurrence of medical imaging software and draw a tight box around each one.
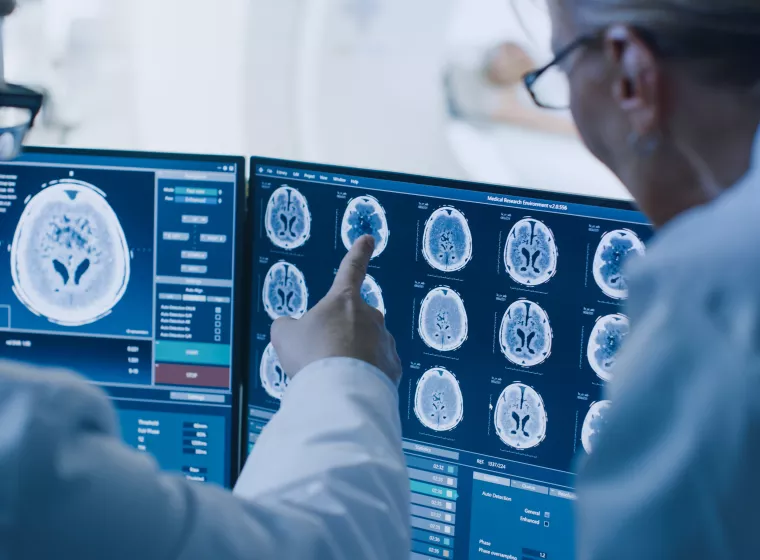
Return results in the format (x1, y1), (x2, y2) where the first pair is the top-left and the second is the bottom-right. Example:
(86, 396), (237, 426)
(246, 159), (653, 560)
(0, 149), (244, 487)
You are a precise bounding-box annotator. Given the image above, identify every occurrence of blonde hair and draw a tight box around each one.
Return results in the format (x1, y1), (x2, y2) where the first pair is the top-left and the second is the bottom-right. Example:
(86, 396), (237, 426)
(572, 0), (760, 86)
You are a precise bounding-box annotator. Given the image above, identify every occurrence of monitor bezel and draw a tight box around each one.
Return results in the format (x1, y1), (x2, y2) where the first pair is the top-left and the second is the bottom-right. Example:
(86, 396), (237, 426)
(21, 146), (248, 488)
(244, 156), (645, 464)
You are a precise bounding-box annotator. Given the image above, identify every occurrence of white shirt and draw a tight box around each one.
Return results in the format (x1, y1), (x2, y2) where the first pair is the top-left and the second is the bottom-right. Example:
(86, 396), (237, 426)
(0, 357), (410, 559)
(575, 129), (760, 559)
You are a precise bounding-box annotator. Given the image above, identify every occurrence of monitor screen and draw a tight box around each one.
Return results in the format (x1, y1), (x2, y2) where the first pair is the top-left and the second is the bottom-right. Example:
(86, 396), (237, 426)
(0, 148), (245, 488)
(246, 158), (653, 560)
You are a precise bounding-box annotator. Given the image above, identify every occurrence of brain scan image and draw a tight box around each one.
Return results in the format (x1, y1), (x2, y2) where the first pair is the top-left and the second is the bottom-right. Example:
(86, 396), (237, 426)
(413, 367), (464, 431)
(260, 343), (289, 400)
(592, 229), (645, 299)
(360, 274), (386, 315)
(495, 383), (548, 450)
(499, 300), (553, 367)
(422, 206), (473, 272)
(581, 400), (612, 454)
(587, 313), (630, 382)
(10, 180), (131, 327)
(418, 287), (468, 352)
(262, 261), (308, 320)
(505, 218), (558, 286)
(340, 195), (389, 258)
(264, 185), (311, 250)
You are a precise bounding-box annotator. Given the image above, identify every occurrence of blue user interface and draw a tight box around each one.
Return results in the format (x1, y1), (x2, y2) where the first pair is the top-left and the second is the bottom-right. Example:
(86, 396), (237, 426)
(0, 150), (242, 488)
(247, 159), (653, 560)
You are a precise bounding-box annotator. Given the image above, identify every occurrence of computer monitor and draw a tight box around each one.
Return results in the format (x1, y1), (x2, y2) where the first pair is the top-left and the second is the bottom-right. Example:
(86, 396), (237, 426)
(0, 148), (246, 488)
(246, 157), (653, 560)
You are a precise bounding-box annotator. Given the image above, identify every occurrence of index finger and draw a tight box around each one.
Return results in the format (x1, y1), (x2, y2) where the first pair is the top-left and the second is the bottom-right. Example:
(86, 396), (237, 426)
(331, 235), (375, 295)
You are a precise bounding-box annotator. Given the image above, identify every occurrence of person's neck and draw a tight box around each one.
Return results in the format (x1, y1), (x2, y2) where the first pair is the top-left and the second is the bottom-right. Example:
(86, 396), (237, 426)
(649, 98), (760, 228)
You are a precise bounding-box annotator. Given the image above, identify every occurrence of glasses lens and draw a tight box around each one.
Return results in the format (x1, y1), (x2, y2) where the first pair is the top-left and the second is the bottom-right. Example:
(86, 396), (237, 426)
(0, 107), (33, 161)
(530, 65), (571, 109)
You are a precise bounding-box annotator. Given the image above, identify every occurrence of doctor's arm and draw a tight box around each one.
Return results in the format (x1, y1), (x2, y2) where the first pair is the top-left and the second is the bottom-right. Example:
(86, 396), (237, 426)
(5, 236), (409, 560)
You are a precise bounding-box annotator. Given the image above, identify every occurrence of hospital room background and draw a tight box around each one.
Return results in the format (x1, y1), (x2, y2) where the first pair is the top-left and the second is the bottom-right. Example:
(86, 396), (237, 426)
(5, 0), (628, 200)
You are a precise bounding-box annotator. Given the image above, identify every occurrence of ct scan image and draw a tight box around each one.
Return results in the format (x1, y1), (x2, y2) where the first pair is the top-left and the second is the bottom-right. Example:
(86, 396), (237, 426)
(413, 367), (464, 432)
(504, 217), (558, 286)
(495, 382), (548, 450)
(592, 229), (645, 300)
(418, 286), (469, 352)
(340, 194), (389, 258)
(10, 179), (131, 327)
(360, 273), (386, 315)
(262, 260), (309, 321)
(499, 299), (553, 367)
(587, 313), (630, 382)
(264, 185), (312, 250)
(421, 205), (473, 272)
(581, 400), (611, 454)
(260, 342), (289, 400)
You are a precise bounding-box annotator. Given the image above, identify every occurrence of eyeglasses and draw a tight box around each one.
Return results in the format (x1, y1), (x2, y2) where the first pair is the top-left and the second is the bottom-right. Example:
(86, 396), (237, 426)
(523, 33), (600, 110)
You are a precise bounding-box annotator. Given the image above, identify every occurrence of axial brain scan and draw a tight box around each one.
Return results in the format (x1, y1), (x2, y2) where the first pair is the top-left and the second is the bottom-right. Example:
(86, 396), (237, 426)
(262, 261), (308, 321)
(592, 229), (645, 299)
(499, 299), (553, 367)
(422, 206), (473, 272)
(260, 342), (289, 400)
(581, 400), (611, 454)
(495, 383), (548, 450)
(505, 218), (558, 286)
(340, 195), (389, 258)
(413, 367), (464, 432)
(360, 273), (386, 315)
(264, 185), (311, 250)
(10, 180), (131, 327)
(587, 313), (630, 382)
(418, 286), (468, 351)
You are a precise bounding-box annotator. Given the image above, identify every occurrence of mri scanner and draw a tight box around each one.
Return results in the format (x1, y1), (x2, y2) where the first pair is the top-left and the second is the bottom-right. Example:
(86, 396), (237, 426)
(7, 0), (628, 199)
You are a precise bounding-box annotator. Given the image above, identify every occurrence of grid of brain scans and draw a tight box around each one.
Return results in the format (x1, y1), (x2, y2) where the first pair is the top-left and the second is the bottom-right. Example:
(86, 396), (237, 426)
(247, 160), (652, 560)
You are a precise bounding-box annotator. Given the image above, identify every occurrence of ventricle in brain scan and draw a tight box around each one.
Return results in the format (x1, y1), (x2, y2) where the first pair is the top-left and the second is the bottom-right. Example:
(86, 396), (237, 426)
(10, 180), (131, 326)
(499, 299), (553, 367)
(262, 261), (309, 321)
(260, 342), (289, 400)
(422, 206), (473, 272)
(418, 286), (468, 352)
(265, 185), (311, 250)
(340, 195), (389, 258)
(505, 218), (558, 286)
(495, 382), (548, 450)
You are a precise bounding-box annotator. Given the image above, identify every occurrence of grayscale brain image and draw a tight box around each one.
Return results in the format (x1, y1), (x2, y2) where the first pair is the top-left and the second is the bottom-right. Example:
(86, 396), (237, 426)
(592, 229), (645, 299)
(499, 299), (553, 367)
(587, 313), (630, 382)
(421, 206), (473, 272)
(361, 273), (386, 315)
(264, 185), (311, 250)
(504, 218), (558, 286)
(262, 260), (308, 320)
(260, 342), (289, 400)
(581, 400), (611, 454)
(10, 179), (131, 327)
(418, 286), (468, 352)
(413, 367), (464, 432)
(495, 382), (548, 450)
(340, 194), (389, 258)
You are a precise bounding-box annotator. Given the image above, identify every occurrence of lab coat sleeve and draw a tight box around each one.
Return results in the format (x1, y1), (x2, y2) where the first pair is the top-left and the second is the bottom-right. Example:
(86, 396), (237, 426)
(1, 358), (409, 560)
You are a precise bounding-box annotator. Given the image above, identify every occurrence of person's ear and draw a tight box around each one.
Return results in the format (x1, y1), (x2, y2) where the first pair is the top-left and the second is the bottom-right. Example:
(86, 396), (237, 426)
(604, 25), (662, 137)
